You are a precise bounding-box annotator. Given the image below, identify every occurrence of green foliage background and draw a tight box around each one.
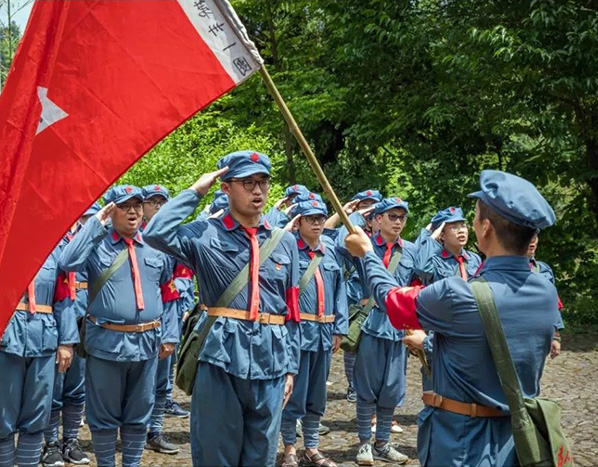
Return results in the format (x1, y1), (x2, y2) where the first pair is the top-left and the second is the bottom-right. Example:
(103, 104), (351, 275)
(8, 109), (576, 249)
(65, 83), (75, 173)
(5, 0), (597, 325)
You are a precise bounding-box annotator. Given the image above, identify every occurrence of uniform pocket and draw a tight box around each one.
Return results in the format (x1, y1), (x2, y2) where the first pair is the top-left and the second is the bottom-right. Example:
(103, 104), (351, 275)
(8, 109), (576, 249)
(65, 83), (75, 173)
(42, 319), (59, 352)
(271, 324), (289, 373)
(268, 252), (291, 280)
(144, 256), (162, 283)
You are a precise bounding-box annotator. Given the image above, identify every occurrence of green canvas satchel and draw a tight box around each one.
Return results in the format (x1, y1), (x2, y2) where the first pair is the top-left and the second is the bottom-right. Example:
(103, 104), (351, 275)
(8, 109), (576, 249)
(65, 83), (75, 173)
(176, 228), (286, 396)
(340, 248), (402, 353)
(471, 279), (574, 467)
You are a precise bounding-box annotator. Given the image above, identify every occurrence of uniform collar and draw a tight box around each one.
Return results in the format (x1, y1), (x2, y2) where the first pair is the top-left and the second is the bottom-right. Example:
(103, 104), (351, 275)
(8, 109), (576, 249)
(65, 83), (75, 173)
(110, 228), (143, 245)
(220, 211), (273, 232)
(529, 256), (536, 266)
(476, 255), (530, 274)
(296, 234), (325, 254)
(373, 232), (403, 248)
(441, 248), (469, 260)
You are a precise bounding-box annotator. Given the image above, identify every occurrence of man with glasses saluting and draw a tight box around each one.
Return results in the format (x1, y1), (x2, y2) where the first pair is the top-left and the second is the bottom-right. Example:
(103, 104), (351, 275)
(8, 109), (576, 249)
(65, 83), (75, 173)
(143, 151), (301, 467)
(336, 197), (415, 465)
(58, 185), (180, 467)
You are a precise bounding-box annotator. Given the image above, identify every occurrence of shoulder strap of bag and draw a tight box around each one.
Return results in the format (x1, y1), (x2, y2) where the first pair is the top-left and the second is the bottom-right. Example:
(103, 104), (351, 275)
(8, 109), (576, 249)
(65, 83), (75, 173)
(471, 278), (529, 418)
(216, 227), (286, 307)
(362, 246), (403, 314)
(299, 253), (324, 295)
(344, 264), (356, 281)
(88, 249), (129, 306)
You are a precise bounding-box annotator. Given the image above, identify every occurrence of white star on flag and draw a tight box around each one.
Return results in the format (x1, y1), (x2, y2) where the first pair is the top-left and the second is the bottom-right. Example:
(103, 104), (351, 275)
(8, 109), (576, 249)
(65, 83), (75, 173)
(36, 86), (68, 134)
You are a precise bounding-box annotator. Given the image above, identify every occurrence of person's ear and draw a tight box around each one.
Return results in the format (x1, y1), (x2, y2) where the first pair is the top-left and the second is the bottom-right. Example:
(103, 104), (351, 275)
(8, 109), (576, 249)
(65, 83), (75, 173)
(220, 182), (230, 195)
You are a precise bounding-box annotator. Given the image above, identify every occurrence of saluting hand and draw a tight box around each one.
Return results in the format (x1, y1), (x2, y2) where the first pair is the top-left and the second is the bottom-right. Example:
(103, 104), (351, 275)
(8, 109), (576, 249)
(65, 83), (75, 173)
(56, 345), (74, 373)
(190, 167), (230, 196)
(345, 226), (373, 258)
(274, 196), (291, 210)
(96, 202), (116, 226)
(284, 214), (301, 233)
(431, 222), (446, 241)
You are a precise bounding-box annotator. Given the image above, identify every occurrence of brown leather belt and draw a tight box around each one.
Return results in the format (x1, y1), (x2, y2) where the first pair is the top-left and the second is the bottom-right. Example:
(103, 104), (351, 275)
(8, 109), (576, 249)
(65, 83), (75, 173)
(16, 303), (53, 314)
(88, 315), (160, 332)
(299, 313), (335, 323)
(422, 391), (508, 418)
(203, 306), (285, 325)
(75, 281), (88, 289)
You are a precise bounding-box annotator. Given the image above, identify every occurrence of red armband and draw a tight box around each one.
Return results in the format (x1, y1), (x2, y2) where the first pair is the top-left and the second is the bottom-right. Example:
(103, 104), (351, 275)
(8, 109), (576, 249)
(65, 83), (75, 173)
(385, 286), (424, 330)
(54, 273), (71, 302)
(160, 278), (180, 303)
(285, 287), (300, 323)
(173, 263), (193, 280)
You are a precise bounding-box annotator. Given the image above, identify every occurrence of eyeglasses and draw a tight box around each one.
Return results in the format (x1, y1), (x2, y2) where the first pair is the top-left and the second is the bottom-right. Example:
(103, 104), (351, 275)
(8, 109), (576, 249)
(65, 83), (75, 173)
(229, 178), (271, 191)
(303, 215), (327, 225)
(446, 223), (468, 232)
(116, 203), (143, 213)
(386, 213), (408, 223)
(144, 198), (166, 207)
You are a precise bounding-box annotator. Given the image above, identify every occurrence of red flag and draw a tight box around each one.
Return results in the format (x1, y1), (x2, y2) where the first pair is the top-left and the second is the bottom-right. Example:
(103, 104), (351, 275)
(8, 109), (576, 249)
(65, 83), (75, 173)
(0, 0), (263, 336)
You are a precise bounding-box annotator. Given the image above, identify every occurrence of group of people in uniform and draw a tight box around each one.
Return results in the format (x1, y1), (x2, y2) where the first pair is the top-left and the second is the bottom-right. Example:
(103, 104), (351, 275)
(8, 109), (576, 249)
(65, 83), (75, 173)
(0, 149), (564, 467)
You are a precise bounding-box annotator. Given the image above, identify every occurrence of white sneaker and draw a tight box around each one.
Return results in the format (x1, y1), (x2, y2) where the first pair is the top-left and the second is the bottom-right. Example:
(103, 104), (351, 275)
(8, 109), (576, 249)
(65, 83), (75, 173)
(391, 421), (403, 433)
(373, 442), (408, 464)
(356, 442), (374, 466)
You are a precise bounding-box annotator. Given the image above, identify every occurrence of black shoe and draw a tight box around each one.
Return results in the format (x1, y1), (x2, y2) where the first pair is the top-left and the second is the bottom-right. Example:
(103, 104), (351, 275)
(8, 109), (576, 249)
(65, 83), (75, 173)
(146, 433), (179, 455)
(62, 438), (90, 465)
(164, 400), (190, 418)
(42, 442), (65, 467)
(347, 384), (357, 403)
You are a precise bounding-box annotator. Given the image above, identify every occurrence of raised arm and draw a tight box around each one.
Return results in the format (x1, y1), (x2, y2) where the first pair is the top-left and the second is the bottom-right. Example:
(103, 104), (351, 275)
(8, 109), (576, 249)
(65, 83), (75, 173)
(58, 205), (114, 272)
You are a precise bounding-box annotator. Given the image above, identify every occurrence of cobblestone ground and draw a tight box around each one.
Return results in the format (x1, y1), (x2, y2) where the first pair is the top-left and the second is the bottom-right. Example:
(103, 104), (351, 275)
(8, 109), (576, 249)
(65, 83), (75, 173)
(74, 332), (597, 466)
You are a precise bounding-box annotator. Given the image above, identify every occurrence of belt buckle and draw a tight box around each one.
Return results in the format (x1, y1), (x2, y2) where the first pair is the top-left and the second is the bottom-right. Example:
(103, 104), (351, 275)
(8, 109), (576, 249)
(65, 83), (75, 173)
(432, 393), (443, 408)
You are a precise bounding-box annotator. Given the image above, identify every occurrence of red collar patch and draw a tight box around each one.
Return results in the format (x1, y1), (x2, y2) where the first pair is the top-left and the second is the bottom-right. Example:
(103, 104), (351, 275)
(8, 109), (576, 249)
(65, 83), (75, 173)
(441, 249), (450, 258)
(297, 238), (306, 249)
(222, 214), (235, 230)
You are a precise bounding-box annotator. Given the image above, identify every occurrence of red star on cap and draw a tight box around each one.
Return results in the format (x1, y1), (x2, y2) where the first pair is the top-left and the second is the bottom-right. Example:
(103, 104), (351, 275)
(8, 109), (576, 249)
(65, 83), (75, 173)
(394, 197), (402, 203)
(293, 184), (298, 189)
(125, 186), (133, 194)
(308, 193), (315, 199)
(250, 152), (260, 162)
(155, 185), (161, 191)
(312, 201), (318, 207)
(366, 190), (373, 196)
(449, 207), (455, 212)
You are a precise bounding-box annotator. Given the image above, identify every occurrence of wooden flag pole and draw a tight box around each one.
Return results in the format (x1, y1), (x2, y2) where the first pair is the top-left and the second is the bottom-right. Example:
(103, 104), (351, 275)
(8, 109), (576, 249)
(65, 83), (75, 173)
(258, 66), (355, 234)
(259, 65), (430, 376)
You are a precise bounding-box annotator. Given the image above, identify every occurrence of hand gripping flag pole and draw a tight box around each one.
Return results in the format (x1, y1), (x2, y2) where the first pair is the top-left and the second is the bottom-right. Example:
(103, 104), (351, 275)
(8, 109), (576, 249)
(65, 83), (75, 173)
(258, 65), (430, 376)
